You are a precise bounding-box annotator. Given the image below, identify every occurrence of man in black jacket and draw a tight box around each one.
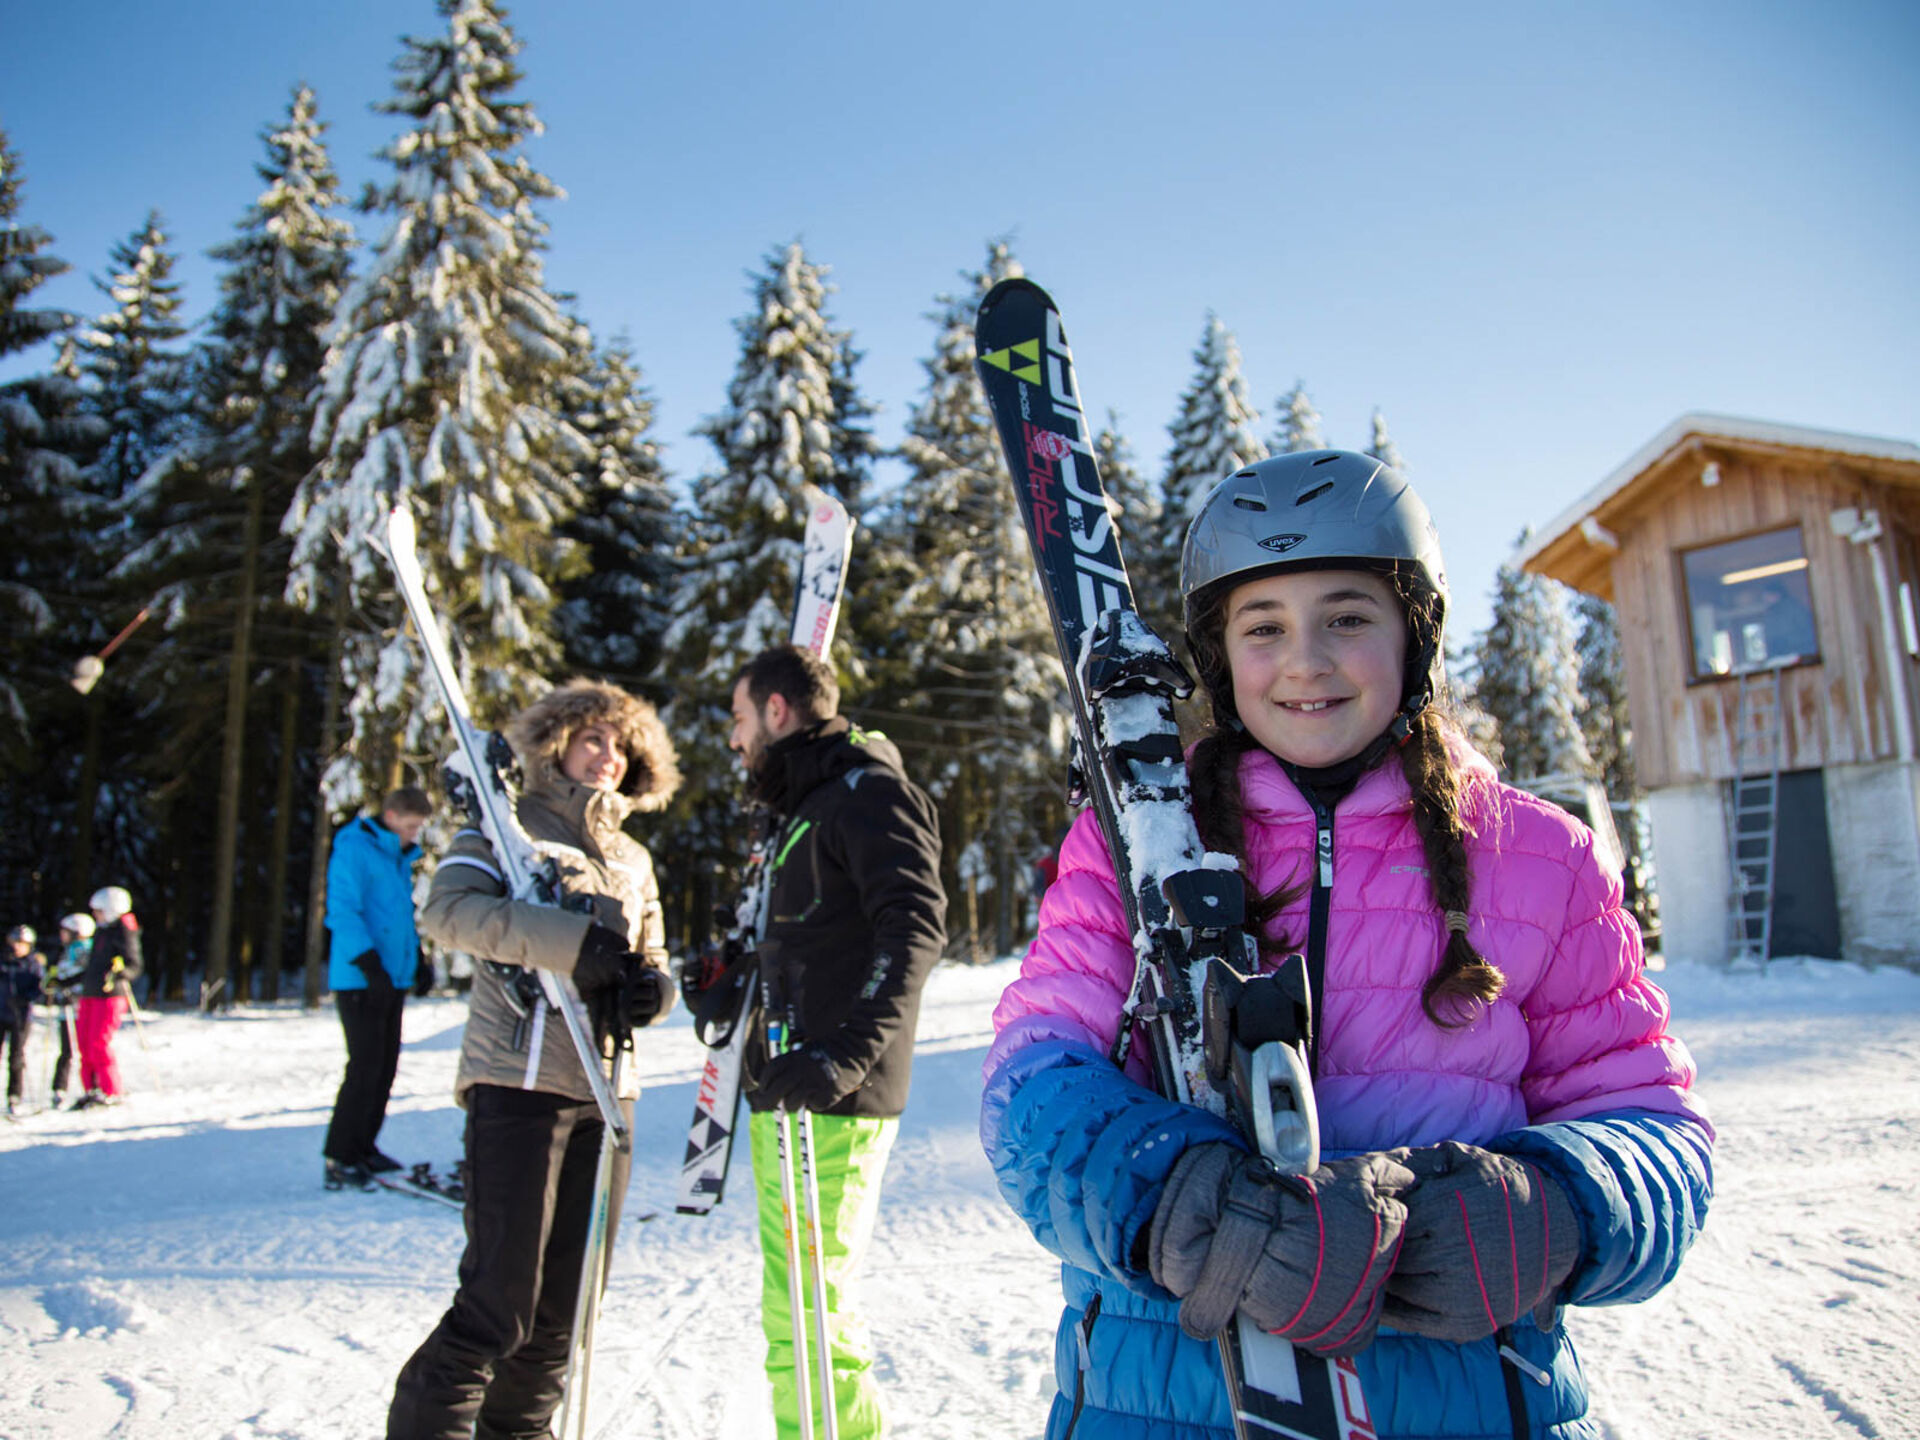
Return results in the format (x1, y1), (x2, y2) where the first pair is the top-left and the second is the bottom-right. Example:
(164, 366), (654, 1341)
(726, 644), (946, 1440)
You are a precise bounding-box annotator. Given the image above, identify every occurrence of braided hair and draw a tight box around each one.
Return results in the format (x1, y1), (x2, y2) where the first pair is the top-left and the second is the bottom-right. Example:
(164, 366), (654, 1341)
(1186, 569), (1505, 1027)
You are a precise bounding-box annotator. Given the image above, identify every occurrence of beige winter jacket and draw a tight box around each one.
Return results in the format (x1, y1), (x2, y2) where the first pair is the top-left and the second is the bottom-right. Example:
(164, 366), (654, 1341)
(420, 681), (679, 1107)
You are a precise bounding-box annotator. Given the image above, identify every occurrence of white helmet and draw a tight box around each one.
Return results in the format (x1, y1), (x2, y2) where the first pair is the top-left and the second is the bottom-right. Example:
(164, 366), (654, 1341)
(89, 886), (133, 922)
(60, 913), (97, 939)
(7, 925), (33, 945)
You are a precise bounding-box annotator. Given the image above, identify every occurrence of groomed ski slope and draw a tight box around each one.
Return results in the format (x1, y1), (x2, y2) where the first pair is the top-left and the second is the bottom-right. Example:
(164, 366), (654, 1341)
(1, 955), (1915, 1439)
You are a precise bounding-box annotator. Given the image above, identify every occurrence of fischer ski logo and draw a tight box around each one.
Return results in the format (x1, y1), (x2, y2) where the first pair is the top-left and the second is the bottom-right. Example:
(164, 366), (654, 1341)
(981, 338), (1041, 381)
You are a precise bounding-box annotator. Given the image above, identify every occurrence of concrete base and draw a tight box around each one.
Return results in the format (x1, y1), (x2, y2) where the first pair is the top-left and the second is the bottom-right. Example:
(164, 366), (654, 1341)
(1823, 761), (1920, 969)
(1646, 764), (1920, 970)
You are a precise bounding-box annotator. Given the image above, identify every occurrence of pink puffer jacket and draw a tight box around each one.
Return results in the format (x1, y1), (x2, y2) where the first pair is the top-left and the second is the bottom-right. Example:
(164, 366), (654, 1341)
(990, 743), (1708, 1150)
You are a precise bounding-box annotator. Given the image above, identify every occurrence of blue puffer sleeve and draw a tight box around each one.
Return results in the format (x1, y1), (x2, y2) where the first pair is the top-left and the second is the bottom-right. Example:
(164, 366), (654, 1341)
(1491, 1110), (1713, 1306)
(982, 1034), (1242, 1295)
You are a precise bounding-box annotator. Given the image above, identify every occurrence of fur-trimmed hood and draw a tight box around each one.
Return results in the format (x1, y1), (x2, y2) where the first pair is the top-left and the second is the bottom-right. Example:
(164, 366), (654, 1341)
(507, 679), (681, 812)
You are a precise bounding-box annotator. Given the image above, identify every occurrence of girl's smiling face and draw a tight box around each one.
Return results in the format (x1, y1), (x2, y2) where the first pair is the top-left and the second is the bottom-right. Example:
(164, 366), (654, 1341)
(1222, 568), (1409, 768)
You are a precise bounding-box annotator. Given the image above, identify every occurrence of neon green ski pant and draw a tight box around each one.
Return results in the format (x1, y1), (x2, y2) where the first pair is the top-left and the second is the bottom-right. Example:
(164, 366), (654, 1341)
(750, 1110), (898, 1440)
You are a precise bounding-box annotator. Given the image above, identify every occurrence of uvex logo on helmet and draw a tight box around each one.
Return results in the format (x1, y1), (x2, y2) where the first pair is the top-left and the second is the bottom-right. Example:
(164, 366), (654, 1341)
(1257, 533), (1308, 554)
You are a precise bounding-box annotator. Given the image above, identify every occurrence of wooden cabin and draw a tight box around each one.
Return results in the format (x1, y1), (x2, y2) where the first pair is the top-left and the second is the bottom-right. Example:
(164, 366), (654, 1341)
(1517, 414), (1920, 967)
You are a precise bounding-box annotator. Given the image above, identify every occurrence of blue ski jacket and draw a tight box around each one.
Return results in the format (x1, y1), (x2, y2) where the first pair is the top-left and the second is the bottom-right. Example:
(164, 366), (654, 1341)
(326, 815), (423, 992)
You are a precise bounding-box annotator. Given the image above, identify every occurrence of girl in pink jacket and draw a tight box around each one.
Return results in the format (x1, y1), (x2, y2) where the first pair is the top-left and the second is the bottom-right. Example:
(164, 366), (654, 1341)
(982, 451), (1712, 1439)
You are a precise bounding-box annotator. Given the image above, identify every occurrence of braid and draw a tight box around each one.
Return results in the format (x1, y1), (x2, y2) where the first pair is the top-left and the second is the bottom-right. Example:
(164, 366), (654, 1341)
(1399, 710), (1506, 1025)
(1191, 727), (1302, 956)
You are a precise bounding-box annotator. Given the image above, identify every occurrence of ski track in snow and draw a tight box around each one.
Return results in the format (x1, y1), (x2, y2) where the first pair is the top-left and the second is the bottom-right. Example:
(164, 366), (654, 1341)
(1, 956), (1917, 1438)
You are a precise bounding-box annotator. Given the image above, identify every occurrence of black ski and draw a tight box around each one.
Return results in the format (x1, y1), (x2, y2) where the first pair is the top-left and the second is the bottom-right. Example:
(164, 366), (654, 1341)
(975, 277), (1373, 1440)
(372, 1163), (466, 1210)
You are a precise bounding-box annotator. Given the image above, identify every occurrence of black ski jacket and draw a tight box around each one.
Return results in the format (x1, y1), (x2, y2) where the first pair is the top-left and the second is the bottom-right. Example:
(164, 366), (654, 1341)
(744, 717), (946, 1119)
(80, 917), (142, 999)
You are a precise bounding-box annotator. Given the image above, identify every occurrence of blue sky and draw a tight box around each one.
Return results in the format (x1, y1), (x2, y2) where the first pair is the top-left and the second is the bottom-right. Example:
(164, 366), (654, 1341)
(4, 0), (1915, 641)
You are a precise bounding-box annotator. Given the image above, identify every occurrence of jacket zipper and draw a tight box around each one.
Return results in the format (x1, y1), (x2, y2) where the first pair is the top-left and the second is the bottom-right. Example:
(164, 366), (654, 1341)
(1496, 1325), (1549, 1438)
(1300, 787), (1335, 1077)
(1061, 1291), (1102, 1438)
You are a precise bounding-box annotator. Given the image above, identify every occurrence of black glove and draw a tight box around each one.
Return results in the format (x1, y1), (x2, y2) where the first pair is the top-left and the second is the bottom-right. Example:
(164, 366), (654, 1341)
(751, 1040), (866, 1113)
(574, 925), (673, 1041)
(683, 937), (757, 1046)
(352, 949), (396, 997)
(572, 925), (631, 991)
(1150, 1144), (1416, 1358)
(1381, 1142), (1582, 1343)
(412, 947), (433, 997)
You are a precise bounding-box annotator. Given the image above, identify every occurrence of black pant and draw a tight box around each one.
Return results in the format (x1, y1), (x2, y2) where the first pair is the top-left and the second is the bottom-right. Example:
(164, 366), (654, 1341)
(322, 986), (405, 1164)
(49, 1003), (75, 1096)
(387, 1085), (632, 1440)
(2, 1014), (28, 1101)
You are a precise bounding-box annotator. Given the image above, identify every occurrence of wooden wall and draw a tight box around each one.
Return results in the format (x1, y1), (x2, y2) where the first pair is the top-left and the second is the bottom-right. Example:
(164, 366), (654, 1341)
(1597, 446), (1920, 790)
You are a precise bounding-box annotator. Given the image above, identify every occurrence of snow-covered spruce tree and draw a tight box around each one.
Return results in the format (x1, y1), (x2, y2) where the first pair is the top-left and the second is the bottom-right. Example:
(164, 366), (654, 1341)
(1471, 538), (1593, 784)
(1149, 313), (1264, 640)
(1575, 590), (1636, 801)
(78, 213), (191, 513)
(877, 241), (1068, 955)
(1269, 379), (1327, 455)
(61, 213), (193, 906)
(0, 133), (107, 921)
(0, 132), (100, 761)
(554, 336), (679, 688)
(1366, 407), (1408, 473)
(285, 0), (593, 814)
(116, 86), (355, 1000)
(654, 241), (875, 938)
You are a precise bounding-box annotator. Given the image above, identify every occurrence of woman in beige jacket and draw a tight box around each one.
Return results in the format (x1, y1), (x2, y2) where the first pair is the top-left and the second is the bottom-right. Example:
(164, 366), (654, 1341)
(388, 679), (681, 1440)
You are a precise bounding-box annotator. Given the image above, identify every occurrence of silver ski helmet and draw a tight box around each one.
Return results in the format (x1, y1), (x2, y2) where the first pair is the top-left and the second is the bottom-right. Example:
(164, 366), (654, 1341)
(1180, 450), (1448, 729)
(7, 925), (33, 945)
(59, 913), (96, 939)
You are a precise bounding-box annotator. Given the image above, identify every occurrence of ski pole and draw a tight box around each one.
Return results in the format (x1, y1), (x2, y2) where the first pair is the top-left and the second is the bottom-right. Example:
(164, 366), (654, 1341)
(765, 980), (820, 1440)
(556, 1021), (636, 1440)
(556, 1106), (619, 1440)
(794, 1107), (839, 1440)
(117, 977), (150, 1051)
(61, 1001), (80, 1100)
(774, 1101), (816, 1440)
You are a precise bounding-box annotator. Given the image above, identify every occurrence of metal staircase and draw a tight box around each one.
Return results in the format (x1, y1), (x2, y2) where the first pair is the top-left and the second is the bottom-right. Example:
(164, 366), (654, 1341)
(1725, 665), (1785, 964)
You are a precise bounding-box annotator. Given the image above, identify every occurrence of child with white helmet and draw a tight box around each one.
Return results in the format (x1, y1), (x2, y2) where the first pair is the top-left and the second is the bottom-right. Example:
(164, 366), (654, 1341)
(71, 886), (142, 1109)
(47, 913), (95, 1104)
(983, 451), (1714, 1439)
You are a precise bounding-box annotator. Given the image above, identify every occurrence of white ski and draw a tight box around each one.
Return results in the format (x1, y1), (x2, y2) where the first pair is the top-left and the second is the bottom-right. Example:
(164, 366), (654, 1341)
(381, 506), (630, 1148)
(677, 488), (854, 1215)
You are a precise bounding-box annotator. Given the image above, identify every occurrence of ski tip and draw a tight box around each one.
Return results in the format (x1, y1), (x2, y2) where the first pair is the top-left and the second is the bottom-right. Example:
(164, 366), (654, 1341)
(384, 504), (417, 553)
(979, 276), (1053, 313)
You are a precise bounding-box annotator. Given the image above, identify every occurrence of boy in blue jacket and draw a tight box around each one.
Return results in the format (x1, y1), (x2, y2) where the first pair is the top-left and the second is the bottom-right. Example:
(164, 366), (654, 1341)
(323, 786), (433, 1188)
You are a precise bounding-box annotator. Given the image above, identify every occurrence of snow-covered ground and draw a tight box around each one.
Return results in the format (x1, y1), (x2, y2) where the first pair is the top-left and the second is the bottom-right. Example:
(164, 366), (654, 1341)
(2, 955), (1916, 1439)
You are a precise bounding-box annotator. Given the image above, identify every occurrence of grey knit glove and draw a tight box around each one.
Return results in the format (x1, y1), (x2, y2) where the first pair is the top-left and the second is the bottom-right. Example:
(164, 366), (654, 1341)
(1149, 1144), (1416, 1357)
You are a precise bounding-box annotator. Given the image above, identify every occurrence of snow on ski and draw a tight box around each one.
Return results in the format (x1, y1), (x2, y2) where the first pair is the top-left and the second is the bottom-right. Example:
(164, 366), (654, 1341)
(974, 278), (1373, 1440)
(678, 489), (855, 1216)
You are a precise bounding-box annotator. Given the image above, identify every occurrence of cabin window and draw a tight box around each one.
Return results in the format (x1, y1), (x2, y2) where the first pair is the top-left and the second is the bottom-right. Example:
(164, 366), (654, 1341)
(1682, 526), (1820, 677)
